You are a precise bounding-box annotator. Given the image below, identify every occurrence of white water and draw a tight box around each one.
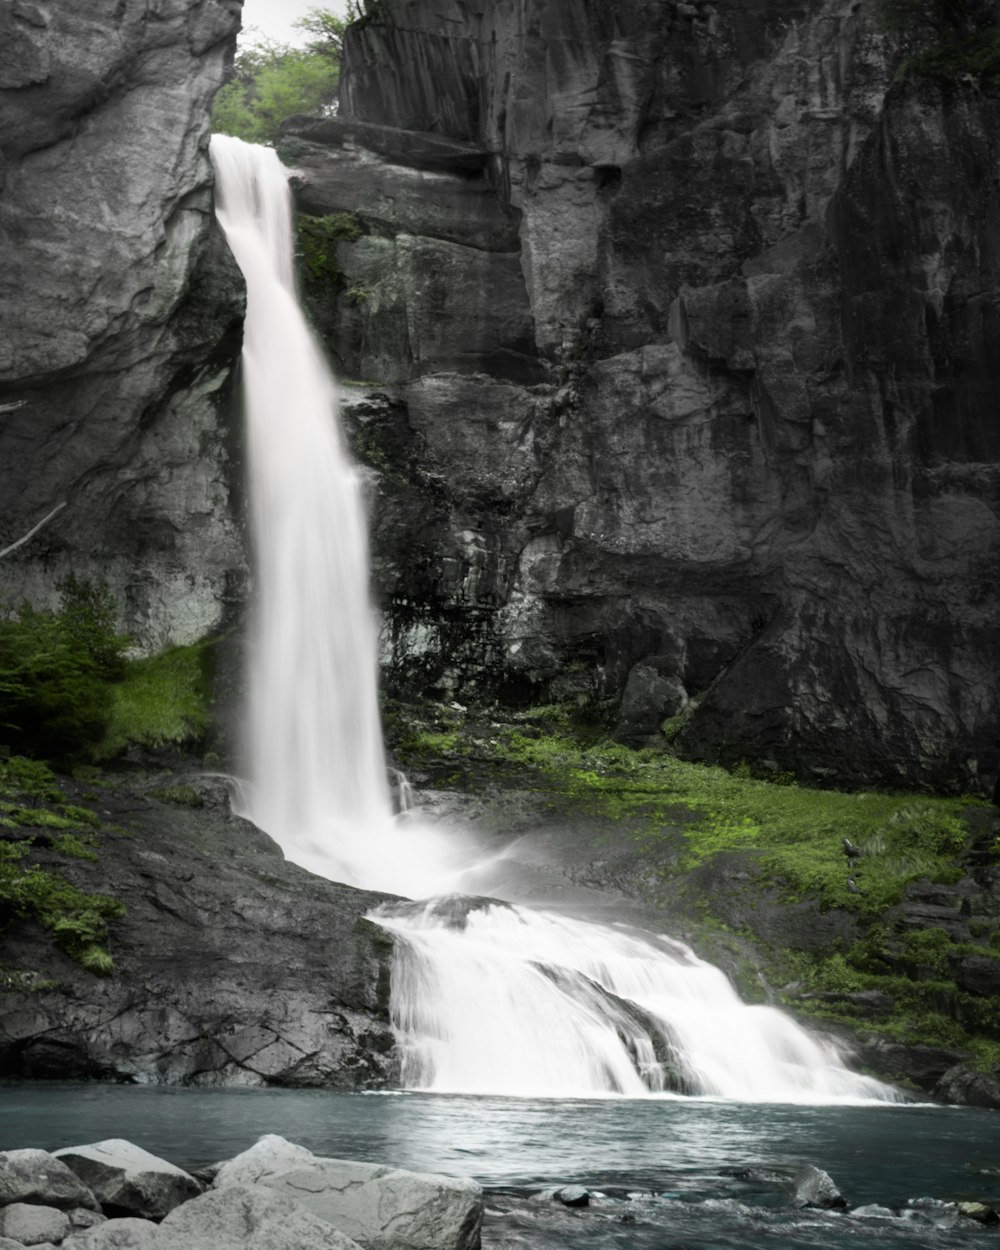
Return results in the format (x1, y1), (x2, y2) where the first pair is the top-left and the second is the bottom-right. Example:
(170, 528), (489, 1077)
(210, 135), (898, 1105)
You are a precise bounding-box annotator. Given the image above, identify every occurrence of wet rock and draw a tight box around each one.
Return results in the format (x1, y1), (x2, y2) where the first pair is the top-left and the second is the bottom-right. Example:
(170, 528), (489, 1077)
(161, 1184), (363, 1250)
(790, 1165), (845, 1210)
(0, 1203), (71, 1245)
(54, 1140), (201, 1220)
(849, 1204), (897, 1219)
(859, 1039), (970, 1091)
(0, 1149), (100, 1211)
(951, 954), (1000, 998)
(958, 1201), (999, 1225)
(934, 1063), (1000, 1110)
(553, 1186), (589, 1208)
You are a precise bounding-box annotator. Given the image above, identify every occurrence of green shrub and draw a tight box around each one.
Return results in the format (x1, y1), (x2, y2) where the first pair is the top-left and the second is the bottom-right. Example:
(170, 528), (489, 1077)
(0, 579), (127, 762)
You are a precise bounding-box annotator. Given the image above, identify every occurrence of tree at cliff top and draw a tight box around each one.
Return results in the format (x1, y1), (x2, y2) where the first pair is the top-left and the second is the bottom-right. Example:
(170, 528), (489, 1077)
(876, 0), (1000, 81)
(212, 8), (348, 145)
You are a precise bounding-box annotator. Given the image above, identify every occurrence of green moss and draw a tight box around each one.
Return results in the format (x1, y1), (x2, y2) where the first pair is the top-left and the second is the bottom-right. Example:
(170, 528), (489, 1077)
(52, 834), (99, 862)
(97, 641), (213, 758)
(148, 784), (204, 808)
(491, 729), (981, 918)
(296, 213), (362, 287)
(0, 841), (123, 974)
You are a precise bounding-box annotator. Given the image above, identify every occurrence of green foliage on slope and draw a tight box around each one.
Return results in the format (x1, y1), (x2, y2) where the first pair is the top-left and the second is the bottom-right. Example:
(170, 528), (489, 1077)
(875, 0), (1000, 83)
(0, 757), (123, 976)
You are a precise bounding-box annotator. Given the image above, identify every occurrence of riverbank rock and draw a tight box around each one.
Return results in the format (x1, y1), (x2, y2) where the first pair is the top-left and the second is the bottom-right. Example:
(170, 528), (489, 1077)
(54, 1140), (201, 1219)
(0, 774), (398, 1089)
(62, 1217), (165, 1250)
(0, 1150), (99, 1212)
(0, 1202), (70, 1244)
(215, 1137), (482, 1250)
(161, 1184), (363, 1249)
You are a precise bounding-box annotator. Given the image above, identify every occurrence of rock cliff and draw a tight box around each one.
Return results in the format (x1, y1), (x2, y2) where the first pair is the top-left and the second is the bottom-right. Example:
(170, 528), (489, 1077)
(0, 0), (246, 648)
(282, 0), (1000, 793)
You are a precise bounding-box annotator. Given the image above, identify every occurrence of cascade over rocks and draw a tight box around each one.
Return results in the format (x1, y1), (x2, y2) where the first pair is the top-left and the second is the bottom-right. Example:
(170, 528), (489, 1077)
(282, 0), (1000, 791)
(0, 0), (246, 649)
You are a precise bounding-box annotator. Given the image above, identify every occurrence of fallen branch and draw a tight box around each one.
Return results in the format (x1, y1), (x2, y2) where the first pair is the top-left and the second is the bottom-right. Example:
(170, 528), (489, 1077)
(0, 401), (26, 414)
(0, 501), (67, 560)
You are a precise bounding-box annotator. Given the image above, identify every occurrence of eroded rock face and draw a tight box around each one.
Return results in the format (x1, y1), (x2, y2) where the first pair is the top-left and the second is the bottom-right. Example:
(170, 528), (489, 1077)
(285, 0), (1000, 791)
(0, 778), (399, 1088)
(0, 0), (246, 649)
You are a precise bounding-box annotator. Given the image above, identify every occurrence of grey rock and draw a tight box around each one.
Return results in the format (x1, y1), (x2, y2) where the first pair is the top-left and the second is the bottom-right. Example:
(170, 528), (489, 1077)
(69, 1209), (107, 1230)
(849, 1204), (897, 1220)
(958, 1201), (999, 1225)
(260, 1157), (482, 1250)
(934, 1063), (1000, 1110)
(211, 1135), (317, 1189)
(0, 1149), (99, 1211)
(0, 776), (398, 1088)
(0, 1203), (70, 1245)
(553, 1186), (589, 1208)
(160, 1184), (363, 1249)
(0, 0), (245, 653)
(54, 1140), (200, 1220)
(790, 1164), (845, 1210)
(951, 954), (1000, 998)
(860, 1040), (970, 1091)
(0, 1239), (27, 1250)
(62, 1218), (164, 1250)
(298, 0), (1000, 794)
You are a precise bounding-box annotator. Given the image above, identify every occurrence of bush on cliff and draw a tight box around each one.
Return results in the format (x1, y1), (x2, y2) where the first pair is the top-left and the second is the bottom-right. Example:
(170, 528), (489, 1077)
(876, 0), (1000, 83)
(0, 578), (128, 763)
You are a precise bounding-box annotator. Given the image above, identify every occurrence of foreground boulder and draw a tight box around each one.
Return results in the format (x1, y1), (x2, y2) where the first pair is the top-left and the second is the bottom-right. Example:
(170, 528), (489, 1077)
(0, 1201), (70, 1243)
(0, 1150), (99, 1211)
(54, 1140), (201, 1219)
(63, 1216), (165, 1249)
(215, 1137), (482, 1250)
(162, 1184), (362, 1249)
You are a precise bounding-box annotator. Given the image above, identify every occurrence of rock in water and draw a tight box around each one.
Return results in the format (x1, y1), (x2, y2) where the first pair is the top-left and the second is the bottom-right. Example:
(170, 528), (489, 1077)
(54, 1140), (202, 1219)
(958, 1201), (999, 1225)
(0, 1149), (100, 1211)
(554, 1186), (590, 1208)
(161, 1185), (363, 1249)
(790, 1164), (846, 1210)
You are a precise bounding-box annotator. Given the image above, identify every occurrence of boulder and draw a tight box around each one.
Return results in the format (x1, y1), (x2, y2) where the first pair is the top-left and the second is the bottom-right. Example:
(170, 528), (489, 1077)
(790, 1165), (845, 1210)
(935, 1063), (1000, 1110)
(259, 1158), (482, 1250)
(62, 1217), (164, 1250)
(69, 1210), (107, 1230)
(211, 1135), (317, 1189)
(0, 1203), (70, 1245)
(951, 955), (1000, 998)
(0, 1149), (100, 1211)
(553, 1186), (589, 1208)
(0, 1239), (29, 1250)
(54, 1140), (201, 1219)
(160, 1184), (363, 1249)
(958, 1202), (999, 1225)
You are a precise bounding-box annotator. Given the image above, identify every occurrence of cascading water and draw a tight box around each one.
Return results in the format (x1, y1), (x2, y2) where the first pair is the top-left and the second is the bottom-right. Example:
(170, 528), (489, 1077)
(210, 135), (898, 1105)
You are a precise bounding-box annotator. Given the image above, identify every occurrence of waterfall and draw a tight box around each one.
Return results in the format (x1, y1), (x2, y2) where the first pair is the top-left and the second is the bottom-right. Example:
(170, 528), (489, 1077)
(210, 135), (897, 1105)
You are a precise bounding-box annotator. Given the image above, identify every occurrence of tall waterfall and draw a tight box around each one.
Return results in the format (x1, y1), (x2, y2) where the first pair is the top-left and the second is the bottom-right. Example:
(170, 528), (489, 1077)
(210, 135), (897, 1105)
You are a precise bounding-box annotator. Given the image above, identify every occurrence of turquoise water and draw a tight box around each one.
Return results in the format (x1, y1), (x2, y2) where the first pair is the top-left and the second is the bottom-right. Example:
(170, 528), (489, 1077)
(2, 1083), (998, 1247)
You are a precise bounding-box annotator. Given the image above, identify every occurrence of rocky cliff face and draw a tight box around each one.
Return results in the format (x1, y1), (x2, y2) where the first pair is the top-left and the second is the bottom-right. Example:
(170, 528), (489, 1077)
(282, 0), (1000, 793)
(0, 0), (246, 648)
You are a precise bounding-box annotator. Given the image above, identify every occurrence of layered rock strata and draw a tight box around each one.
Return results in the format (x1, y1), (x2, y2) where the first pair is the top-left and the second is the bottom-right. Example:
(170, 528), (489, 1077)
(282, 0), (1000, 791)
(0, 0), (246, 648)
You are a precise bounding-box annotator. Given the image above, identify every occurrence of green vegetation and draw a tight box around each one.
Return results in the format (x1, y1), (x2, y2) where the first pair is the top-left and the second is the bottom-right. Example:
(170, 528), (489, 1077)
(296, 212), (363, 288)
(97, 640), (213, 759)
(0, 578), (128, 762)
(0, 757), (123, 976)
(211, 8), (349, 145)
(875, 0), (1000, 84)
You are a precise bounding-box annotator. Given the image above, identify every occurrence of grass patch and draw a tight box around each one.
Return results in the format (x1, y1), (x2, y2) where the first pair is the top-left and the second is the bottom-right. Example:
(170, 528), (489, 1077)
(488, 730), (984, 917)
(97, 641), (212, 758)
